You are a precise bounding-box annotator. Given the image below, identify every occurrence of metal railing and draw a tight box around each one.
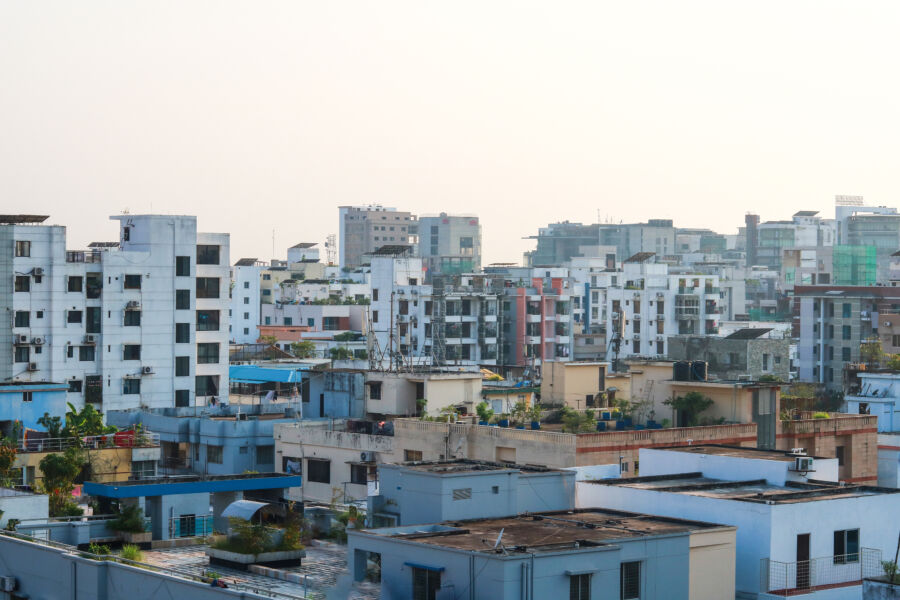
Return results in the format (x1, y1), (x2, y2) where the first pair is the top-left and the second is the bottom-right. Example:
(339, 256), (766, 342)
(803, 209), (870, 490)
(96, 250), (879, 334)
(170, 514), (214, 538)
(760, 548), (881, 596)
(17, 431), (160, 453)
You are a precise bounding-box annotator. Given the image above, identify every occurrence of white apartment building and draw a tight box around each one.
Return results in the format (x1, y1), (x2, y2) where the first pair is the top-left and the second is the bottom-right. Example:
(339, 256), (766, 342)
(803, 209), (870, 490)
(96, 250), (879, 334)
(1, 214), (230, 412)
(605, 257), (721, 360)
(230, 258), (266, 344)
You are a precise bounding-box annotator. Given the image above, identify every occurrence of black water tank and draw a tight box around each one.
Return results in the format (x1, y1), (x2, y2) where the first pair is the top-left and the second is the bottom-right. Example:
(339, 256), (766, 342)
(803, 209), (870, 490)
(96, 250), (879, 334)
(673, 361), (691, 381)
(690, 360), (708, 381)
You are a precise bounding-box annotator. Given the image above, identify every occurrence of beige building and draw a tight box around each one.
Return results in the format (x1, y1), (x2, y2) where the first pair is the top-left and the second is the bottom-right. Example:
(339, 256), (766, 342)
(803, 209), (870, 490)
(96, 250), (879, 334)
(339, 205), (417, 269)
(364, 371), (482, 417)
(540, 361), (609, 408)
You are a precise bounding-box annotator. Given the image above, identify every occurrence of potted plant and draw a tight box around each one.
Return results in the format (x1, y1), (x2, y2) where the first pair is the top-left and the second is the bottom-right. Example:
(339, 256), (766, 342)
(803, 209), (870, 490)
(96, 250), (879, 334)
(108, 504), (151, 545)
(206, 517), (305, 570)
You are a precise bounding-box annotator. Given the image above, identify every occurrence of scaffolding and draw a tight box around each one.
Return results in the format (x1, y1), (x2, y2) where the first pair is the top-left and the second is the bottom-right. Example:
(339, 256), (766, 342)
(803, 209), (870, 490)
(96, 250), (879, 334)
(833, 245), (876, 286)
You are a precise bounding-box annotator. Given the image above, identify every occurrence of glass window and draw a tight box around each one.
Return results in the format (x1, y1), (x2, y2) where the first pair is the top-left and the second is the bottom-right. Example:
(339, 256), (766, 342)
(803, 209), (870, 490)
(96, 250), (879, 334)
(404, 449), (423, 462)
(350, 464), (368, 485)
(14, 311), (29, 328)
(175, 389), (190, 407)
(834, 529), (859, 563)
(257, 445), (274, 465)
(175, 356), (190, 377)
(86, 307), (101, 334)
(124, 310), (141, 326)
(196, 310), (220, 331)
(307, 458), (330, 483)
(196, 277), (220, 299)
(68, 276), (83, 292)
(176, 323), (191, 343)
(68, 380), (83, 393)
(124, 274), (141, 289)
(176, 256), (191, 276)
(570, 574), (591, 600)
(14, 346), (29, 363)
(123, 345), (141, 360)
(196, 245), (220, 265)
(842, 325), (851, 340)
(14, 276), (30, 292)
(620, 562), (640, 600)
(176, 289), (190, 310)
(842, 347), (851, 361)
(123, 378), (141, 394)
(67, 310), (82, 324)
(195, 375), (219, 396)
(412, 567), (441, 600)
(283, 317), (293, 326)
(14, 240), (30, 257)
(842, 303), (851, 318)
(197, 343), (219, 364)
(207, 445), (223, 464)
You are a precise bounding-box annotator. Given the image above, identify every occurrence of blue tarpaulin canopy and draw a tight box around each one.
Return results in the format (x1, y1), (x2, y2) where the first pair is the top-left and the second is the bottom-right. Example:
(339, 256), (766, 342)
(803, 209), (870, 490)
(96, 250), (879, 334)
(229, 365), (303, 384)
(221, 499), (270, 521)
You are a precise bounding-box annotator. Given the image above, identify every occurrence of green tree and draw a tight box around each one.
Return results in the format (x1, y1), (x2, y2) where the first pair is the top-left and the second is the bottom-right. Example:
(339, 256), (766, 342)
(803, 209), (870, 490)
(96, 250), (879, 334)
(859, 339), (884, 367)
(475, 401), (494, 423)
(40, 447), (84, 516)
(259, 335), (278, 346)
(291, 341), (317, 358)
(328, 346), (354, 360)
(37, 413), (63, 438)
(334, 331), (358, 342)
(64, 403), (115, 439)
(664, 392), (714, 427)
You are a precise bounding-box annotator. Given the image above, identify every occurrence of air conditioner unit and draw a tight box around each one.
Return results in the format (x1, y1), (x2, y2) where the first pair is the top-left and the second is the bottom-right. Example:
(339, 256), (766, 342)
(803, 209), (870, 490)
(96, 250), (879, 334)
(360, 451), (376, 462)
(141, 366), (153, 375)
(32, 337), (44, 346)
(0, 575), (16, 592)
(793, 456), (814, 472)
(26, 363), (38, 372)
(32, 267), (44, 277)
(126, 300), (141, 309)
(84, 334), (98, 344)
(15, 335), (28, 345)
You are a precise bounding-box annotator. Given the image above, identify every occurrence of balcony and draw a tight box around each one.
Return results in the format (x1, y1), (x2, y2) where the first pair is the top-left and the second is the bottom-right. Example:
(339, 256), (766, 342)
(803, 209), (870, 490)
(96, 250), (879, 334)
(17, 431), (160, 453)
(526, 314), (542, 323)
(760, 548), (881, 597)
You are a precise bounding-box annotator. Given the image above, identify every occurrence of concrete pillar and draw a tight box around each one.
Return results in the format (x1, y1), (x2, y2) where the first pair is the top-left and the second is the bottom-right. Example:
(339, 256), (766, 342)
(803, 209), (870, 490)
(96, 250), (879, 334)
(352, 549), (368, 582)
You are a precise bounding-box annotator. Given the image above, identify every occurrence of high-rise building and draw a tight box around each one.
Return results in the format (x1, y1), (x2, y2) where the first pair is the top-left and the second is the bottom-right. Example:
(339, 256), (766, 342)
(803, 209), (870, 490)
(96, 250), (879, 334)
(418, 213), (481, 279)
(1, 214), (230, 412)
(230, 258), (267, 344)
(338, 205), (417, 269)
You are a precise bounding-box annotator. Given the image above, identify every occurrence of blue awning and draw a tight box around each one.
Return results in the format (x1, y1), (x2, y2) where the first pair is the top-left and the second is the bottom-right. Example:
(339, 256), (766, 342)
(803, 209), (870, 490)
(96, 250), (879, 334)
(404, 562), (445, 572)
(229, 365), (303, 384)
(221, 500), (270, 521)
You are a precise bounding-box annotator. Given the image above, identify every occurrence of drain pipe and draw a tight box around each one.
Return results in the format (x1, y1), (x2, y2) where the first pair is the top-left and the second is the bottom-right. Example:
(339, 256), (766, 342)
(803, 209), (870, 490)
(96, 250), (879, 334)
(521, 561), (528, 600)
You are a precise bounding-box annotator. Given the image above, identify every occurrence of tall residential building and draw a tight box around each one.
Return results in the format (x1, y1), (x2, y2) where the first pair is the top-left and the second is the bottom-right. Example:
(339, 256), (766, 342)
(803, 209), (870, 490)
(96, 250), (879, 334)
(417, 213), (481, 279)
(1, 214), (230, 412)
(754, 211), (835, 271)
(229, 258), (267, 344)
(338, 205), (417, 269)
(524, 221), (600, 266)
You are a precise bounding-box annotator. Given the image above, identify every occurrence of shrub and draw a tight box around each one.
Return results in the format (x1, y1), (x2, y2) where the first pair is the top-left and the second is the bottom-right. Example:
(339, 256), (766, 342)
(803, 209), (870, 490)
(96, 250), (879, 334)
(882, 560), (898, 583)
(812, 412), (830, 419)
(108, 504), (146, 533)
(212, 518), (273, 555)
(88, 542), (111, 557)
(120, 544), (143, 562)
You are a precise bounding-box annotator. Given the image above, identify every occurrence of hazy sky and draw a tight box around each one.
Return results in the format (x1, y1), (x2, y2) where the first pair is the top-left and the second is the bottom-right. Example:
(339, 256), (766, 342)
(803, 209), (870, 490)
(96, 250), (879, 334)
(3, 1), (900, 264)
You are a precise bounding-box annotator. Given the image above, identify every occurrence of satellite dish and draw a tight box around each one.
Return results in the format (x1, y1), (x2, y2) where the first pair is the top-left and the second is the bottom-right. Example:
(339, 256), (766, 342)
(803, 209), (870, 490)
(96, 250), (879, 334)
(493, 528), (505, 549)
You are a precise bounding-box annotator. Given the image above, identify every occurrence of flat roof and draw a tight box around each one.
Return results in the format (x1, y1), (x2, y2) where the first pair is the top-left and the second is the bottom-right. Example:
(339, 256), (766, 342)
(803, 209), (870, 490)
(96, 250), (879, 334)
(654, 444), (827, 462)
(588, 473), (899, 504)
(360, 509), (728, 554)
(392, 459), (564, 475)
(84, 473), (302, 499)
(0, 215), (49, 224)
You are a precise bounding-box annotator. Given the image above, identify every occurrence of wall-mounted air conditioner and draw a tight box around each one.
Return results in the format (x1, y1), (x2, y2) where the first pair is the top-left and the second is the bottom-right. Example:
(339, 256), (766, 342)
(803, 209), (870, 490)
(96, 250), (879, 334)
(32, 337), (44, 346)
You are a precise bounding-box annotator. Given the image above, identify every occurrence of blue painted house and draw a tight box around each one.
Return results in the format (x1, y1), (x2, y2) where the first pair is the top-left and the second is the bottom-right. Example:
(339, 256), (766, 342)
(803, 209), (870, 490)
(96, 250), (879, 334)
(0, 382), (68, 435)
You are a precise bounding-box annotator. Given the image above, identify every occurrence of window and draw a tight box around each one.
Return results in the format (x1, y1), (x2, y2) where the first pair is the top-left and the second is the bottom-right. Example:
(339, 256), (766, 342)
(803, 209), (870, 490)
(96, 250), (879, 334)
(68, 276), (83, 292)
(404, 449), (423, 462)
(175, 356), (190, 377)
(131, 460), (156, 480)
(834, 529), (859, 563)
(68, 380), (83, 393)
(836, 445), (845, 466)
(492, 485), (500, 494)
(372, 310), (378, 323)
(368, 382), (382, 400)
(620, 561), (640, 600)
(350, 464), (368, 485)
(176, 255), (191, 276)
(14, 240), (30, 257)
(176, 323), (191, 343)
(14, 311), (29, 328)
(207, 445), (223, 464)
(283, 317), (293, 326)
(842, 347), (851, 361)
(257, 445), (274, 465)
(15, 276), (30, 292)
(196, 277), (220, 299)
(123, 378), (141, 394)
(570, 573), (591, 600)
(176, 289), (190, 309)
(307, 458), (330, 483)
(243, 328), (249, 335)
(124, 274), (141, 289)
(243, 312), (249, 320)
(842, 303), (851, 318)
(842, 325), (851, 340)
(452, 488), (472, 500)
(196, 245), (220, 265)
(412, 567), (441, 600)
(123, 344), (141, 360)
(14, 346), (29, 363)
(79, 346), (95, 361)
(243, 281), (249, 289)
(196, 310), (220, 331)
(894, 335), (900, 348)
(372, 289), (378, 302)
(124, 310), (141, 326)
(175, 389), (190, 407)
(197, 343), (219, 364)
(67, 310), (82, 324)
(195, 375), (219, 396)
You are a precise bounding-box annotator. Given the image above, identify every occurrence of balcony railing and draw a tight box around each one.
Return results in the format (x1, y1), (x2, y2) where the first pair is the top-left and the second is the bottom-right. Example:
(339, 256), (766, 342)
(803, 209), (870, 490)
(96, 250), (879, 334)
(17, 431), (160, 453)
(760, 548), (881, 597)
(170, 514), (214, 539)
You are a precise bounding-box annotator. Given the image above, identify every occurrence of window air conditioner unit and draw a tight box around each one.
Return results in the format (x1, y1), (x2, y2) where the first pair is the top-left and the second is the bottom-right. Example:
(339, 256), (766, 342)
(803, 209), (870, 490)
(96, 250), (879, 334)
(141, 366), (154, 375)
(26, 363), (38, 372)
(84, 334), (98, 344)
(793, 457), (814, 472)
(32, 267), (44, 277)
